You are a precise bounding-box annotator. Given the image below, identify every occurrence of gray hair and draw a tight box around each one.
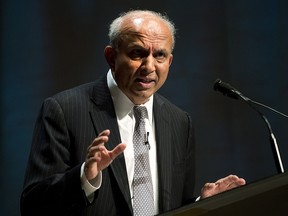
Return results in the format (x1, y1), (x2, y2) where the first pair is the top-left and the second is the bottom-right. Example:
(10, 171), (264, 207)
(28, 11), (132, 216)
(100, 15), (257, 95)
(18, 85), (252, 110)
(108, 10), (176, 51)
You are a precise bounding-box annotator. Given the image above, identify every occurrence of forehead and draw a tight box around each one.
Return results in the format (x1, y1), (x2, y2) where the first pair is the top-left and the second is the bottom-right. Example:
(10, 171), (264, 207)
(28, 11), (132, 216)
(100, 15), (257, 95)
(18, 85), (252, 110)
(120, 14), (173, 50)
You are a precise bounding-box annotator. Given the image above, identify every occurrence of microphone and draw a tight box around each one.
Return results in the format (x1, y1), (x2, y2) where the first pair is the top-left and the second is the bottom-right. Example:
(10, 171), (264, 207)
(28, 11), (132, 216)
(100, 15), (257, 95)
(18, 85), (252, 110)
(214, 79), (288, 118)
(213, 78), (286, 174)
(213, 78), (243, 100)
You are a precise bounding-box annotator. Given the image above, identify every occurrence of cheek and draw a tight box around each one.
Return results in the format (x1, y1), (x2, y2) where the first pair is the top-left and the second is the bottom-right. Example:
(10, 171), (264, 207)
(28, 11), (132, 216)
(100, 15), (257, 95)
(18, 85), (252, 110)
(157, 67), (169, 84)
(114, 65), (136, 88)
(115, 58), (139, 75)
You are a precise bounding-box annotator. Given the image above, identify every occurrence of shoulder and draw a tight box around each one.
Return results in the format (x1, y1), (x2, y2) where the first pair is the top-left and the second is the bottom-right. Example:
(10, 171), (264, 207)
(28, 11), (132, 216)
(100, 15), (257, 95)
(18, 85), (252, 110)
(41, 75), (107, 112)
(154, 93), (192, 126)
(53, 82), (96, 101)
(50, 75), (107, 103)
(154, 93), (189, 116)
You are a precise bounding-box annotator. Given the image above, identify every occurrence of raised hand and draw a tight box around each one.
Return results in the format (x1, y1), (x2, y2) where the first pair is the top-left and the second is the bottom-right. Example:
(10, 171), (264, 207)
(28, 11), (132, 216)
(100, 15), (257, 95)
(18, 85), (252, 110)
(84, 129), (126, 180)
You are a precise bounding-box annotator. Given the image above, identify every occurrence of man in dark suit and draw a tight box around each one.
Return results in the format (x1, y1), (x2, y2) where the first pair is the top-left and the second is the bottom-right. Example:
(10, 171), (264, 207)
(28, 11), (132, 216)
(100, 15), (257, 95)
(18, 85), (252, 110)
(21, 10), (245, 216)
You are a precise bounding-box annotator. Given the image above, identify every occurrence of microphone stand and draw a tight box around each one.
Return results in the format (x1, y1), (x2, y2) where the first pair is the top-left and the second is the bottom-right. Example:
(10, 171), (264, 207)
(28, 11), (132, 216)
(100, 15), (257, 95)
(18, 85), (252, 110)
(233, 90), (285, 174)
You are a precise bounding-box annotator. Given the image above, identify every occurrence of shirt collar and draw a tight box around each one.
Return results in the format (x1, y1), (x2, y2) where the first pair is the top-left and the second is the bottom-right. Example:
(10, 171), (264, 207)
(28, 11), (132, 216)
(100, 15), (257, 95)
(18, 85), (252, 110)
(107, 69), (153, 124)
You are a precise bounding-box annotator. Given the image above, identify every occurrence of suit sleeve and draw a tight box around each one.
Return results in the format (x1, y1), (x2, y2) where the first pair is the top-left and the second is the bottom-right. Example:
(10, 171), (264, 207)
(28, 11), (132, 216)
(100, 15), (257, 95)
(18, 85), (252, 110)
(21, 97), (89, 216)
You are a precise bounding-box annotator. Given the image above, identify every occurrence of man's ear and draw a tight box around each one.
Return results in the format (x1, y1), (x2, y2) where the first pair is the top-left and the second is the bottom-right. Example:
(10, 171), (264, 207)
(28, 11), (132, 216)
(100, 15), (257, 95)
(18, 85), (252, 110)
(168, 54), (173, 66)
(104, 46), (116, 70)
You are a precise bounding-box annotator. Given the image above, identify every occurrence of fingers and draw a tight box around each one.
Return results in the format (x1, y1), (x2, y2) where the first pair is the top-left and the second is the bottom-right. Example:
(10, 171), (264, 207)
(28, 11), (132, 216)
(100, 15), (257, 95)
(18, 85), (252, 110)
(88, 130), (126, 158)
(215, 175), (246, 190)
(87, 129), (110, 154)
(98, 129), (110, 137)
(109, 143), (127, 160)
(84, 129), (126, 180)
(202, 182), (217, 192)
(200, 175), (246, 199)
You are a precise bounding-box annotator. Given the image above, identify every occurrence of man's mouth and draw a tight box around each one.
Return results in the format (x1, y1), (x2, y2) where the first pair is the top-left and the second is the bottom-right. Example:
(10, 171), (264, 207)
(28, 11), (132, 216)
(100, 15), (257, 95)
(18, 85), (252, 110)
(135, 78), (155, 88)
(136, 78), (153, 83)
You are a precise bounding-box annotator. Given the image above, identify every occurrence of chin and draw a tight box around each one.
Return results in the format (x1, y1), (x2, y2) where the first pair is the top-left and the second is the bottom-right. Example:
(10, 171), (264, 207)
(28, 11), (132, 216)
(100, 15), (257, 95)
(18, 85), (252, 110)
(131, 95), (149, 105)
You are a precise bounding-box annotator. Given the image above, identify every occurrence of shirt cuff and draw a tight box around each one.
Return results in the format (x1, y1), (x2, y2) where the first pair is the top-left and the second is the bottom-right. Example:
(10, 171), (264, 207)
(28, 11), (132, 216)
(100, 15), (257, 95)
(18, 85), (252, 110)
(80, 162), (102, 202)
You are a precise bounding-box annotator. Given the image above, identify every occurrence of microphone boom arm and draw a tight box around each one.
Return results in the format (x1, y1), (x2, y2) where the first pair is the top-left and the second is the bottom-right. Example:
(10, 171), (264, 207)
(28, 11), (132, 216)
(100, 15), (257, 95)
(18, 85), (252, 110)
(238, 94), (285, 174)
(214, 79), (285, 174)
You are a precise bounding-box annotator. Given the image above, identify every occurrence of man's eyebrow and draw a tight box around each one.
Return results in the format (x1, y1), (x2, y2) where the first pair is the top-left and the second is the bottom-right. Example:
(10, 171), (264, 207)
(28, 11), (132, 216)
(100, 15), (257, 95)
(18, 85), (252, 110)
(154, 48), (169, 54)
(127, 43), (169, 54)
(127, 43), (145, 49)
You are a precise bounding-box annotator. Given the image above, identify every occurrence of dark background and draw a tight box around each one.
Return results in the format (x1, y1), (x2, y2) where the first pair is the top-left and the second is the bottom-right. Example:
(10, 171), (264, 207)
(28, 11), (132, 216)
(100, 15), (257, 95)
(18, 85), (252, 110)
(1, 0), (288, 215)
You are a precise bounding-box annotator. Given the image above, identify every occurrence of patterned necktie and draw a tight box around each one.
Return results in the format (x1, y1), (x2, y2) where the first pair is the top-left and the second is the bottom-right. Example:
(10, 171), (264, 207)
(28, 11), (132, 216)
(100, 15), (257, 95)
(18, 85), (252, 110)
(132, 106), (155, 216)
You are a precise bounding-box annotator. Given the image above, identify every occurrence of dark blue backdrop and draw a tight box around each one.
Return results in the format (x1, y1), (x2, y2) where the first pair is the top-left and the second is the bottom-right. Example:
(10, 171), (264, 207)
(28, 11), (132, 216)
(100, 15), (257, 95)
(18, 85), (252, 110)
(1, 0), (288, 215)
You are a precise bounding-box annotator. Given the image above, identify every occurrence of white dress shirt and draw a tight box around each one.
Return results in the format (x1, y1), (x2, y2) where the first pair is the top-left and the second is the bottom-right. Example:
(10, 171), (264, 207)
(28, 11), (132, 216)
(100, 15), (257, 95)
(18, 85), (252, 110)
(81, 70), (159, 214)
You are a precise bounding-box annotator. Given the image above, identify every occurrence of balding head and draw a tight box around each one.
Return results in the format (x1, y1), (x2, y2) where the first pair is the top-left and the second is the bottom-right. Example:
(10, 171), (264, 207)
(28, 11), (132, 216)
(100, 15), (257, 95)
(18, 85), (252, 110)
(108, 10), (176, 52)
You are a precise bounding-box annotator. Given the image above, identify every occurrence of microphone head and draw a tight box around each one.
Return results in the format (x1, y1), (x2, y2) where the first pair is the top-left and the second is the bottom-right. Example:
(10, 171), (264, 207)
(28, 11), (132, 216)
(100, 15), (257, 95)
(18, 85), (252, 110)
(213, 78), (240, 100)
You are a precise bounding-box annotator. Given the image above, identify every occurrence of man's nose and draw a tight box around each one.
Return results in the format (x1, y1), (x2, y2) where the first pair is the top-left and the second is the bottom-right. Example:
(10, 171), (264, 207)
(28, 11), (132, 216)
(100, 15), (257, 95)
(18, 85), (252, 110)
(141, 55), (156, 74)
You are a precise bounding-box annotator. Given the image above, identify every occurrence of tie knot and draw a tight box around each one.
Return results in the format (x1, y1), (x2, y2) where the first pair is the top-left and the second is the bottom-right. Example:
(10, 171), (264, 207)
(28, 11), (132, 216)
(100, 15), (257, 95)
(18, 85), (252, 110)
(133, 106), (147, 120)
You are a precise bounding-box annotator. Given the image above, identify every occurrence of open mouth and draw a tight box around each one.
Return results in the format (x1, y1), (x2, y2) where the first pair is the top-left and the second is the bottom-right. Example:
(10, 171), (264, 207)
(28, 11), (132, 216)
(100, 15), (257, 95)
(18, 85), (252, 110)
(135, 78), (155, 88)
(136, 78), (153, 83)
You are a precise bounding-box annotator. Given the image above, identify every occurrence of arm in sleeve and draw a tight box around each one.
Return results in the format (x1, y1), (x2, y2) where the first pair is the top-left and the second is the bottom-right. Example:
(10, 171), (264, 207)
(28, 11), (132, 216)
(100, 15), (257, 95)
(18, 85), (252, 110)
(21, 97), (92, 216)
(80, 162), (102, 202)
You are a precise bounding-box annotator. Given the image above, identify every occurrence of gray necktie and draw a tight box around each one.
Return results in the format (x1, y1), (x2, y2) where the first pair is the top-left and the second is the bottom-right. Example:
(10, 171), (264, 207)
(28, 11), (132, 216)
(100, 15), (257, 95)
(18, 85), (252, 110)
(132, 106), (155, 216)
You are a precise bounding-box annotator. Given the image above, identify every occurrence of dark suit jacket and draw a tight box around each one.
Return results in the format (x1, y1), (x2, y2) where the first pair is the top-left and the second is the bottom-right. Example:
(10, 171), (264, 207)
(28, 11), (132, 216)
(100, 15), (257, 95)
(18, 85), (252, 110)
(21, 75), (195, 216)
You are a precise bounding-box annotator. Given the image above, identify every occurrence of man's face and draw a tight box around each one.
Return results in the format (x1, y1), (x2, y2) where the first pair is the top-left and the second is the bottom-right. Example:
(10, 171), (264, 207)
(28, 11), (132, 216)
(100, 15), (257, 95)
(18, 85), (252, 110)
(105, 16), (173, 105)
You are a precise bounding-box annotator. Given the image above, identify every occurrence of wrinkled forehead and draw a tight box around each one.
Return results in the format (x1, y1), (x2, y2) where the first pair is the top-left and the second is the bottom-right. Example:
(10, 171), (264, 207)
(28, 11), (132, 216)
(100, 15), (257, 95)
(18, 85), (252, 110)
(118, 14), (173, 49)
(122, 14), (172, 38)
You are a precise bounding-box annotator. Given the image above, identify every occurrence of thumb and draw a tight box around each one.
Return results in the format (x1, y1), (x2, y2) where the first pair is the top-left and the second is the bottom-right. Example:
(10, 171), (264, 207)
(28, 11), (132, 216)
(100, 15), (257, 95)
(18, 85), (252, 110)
(109, 143), (126, 160)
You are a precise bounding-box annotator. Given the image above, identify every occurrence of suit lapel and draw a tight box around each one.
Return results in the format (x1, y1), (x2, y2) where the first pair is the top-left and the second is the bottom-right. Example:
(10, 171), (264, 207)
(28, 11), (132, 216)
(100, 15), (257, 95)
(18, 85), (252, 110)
(89, 77), (133, 214)
(153, 94), (173, 212)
